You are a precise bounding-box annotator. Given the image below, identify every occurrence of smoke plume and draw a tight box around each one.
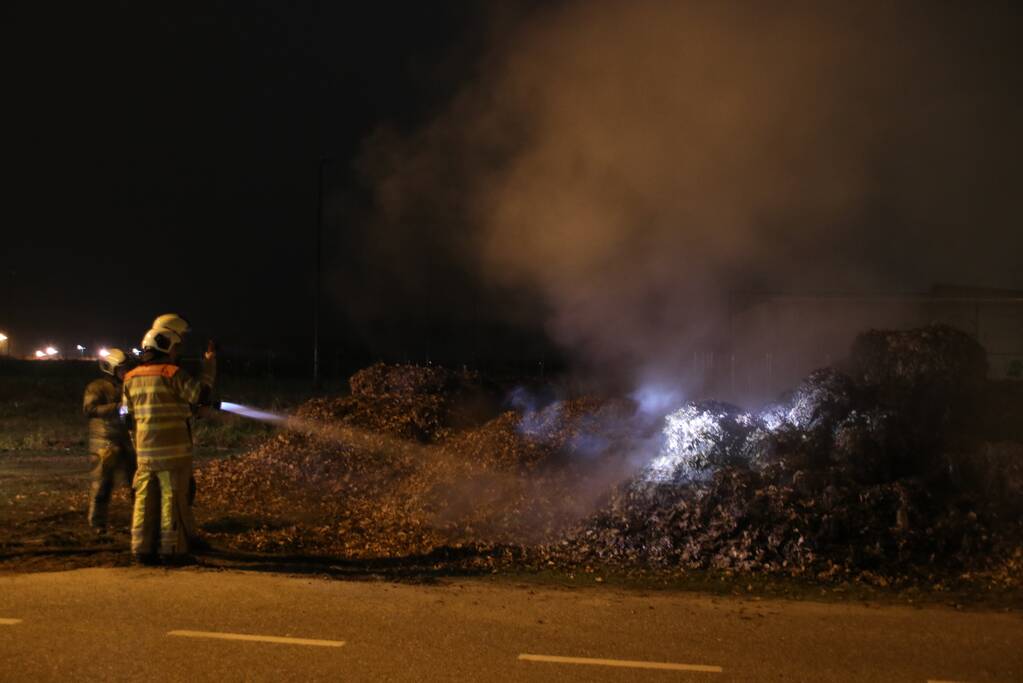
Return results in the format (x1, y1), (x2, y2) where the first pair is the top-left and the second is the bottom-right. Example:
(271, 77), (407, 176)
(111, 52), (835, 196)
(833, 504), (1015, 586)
(359, 1), (1022, 390)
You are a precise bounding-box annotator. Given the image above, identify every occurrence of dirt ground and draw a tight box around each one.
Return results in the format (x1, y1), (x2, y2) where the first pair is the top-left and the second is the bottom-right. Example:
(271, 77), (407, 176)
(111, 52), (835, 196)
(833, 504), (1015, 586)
(0, 366), (295, 572)
(2, 448), (1021, 612)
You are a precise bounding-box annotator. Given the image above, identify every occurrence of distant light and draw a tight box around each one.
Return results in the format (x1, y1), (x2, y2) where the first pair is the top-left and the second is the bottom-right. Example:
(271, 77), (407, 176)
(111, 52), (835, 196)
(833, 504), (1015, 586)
(98, 348), (110, 358)
(0, 333), (7, 342)
(131, 348), (141, 356)
(76, 345), (86, 352)
(45, 346), (58, 356)
(35, 350), (46, 358)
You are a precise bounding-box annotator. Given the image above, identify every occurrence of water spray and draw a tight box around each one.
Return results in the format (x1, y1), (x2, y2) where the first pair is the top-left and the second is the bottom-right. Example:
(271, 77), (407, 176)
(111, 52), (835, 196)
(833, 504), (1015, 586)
(218, 401), (287, 424)
(209, 400), (437, 459)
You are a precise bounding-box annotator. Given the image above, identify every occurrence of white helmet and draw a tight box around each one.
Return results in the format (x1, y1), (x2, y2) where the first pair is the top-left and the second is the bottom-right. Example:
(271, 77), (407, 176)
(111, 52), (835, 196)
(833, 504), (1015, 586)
(152, 313), (191, 338)
(99, 348), (129, 376)
(141, 327), (182, 354)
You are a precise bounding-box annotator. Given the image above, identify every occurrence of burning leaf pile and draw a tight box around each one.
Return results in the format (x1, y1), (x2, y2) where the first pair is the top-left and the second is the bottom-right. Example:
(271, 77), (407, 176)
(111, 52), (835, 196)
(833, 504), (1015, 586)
(552, 325), (1022, 582)
(195, 368), (639, 559)
(195, 326), (1023, 584)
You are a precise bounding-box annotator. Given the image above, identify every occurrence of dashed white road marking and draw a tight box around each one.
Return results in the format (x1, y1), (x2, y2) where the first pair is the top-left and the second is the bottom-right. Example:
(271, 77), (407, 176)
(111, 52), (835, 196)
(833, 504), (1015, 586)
(518, 653), (722, 673)
(167, 630), (345, 648)
(0, 618), (23, 625)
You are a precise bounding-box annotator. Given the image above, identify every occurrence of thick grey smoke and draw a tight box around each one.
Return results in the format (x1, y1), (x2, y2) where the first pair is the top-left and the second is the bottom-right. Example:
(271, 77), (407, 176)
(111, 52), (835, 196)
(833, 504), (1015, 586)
(359, 1), (1022, 390)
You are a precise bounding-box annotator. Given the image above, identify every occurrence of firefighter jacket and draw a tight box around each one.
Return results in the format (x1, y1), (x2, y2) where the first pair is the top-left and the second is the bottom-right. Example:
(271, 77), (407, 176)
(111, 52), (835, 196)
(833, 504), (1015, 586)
(83, 376), (130, 454)
(122, 363), (206, 472)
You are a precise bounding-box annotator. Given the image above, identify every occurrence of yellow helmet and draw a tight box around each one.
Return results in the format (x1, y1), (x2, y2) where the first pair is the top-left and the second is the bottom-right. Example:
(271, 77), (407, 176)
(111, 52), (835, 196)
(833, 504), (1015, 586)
(99, 348), (129, 376)
(141, 327), (181, 354)
(152, 313), (191, 337)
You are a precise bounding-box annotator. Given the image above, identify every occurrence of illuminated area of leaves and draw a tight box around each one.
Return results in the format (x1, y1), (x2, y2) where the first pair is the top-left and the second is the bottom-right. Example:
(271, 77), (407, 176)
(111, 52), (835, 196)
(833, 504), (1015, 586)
(647, 403), (760, 484)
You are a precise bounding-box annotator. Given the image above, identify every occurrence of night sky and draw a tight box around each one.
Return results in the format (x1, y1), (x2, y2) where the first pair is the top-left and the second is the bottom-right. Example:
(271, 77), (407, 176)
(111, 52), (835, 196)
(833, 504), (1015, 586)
(3, 1), (492, 361)
(3, 2), (1021, 375)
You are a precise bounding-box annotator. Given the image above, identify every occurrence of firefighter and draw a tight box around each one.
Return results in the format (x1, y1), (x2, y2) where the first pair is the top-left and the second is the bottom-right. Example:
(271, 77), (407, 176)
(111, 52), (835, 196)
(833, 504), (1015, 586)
(150, 313), (214, 515)
(82, 348), (136, 532)
(122, 327), (216, 564)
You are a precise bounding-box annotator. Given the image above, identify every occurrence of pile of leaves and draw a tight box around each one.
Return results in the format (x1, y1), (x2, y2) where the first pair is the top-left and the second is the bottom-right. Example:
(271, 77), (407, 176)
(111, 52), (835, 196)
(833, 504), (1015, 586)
(349, 362), (479, 400)
(550, 325), (1022, 582)
(644, 401), (764, 484)
(195, 372), (641, 558)
(295, 393), (452, 443)
(195, 325), (1023, 584)
(849, 324), (988, 403)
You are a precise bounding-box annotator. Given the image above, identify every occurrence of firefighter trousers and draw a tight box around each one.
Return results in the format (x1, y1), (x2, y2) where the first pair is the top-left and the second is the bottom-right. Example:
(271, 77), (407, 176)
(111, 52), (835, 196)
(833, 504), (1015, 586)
(131, 467), (195, 557)
(88, 444), (137, 530)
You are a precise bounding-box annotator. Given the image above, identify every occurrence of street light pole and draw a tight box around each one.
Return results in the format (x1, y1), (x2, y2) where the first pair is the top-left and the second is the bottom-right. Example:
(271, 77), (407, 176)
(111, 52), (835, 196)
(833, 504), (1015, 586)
(313, 159), (325, 388)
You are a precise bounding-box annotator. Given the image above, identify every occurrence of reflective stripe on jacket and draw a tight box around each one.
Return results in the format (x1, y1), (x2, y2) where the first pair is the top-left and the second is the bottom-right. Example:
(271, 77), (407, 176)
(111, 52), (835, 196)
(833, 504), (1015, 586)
(83, 377), (129, 453)
(122, 364), (202, 471)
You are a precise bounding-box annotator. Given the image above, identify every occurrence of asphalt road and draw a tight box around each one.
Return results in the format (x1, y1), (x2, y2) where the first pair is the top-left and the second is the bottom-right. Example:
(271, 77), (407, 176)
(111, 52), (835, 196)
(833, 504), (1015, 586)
(0, 568), (1020, 682)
